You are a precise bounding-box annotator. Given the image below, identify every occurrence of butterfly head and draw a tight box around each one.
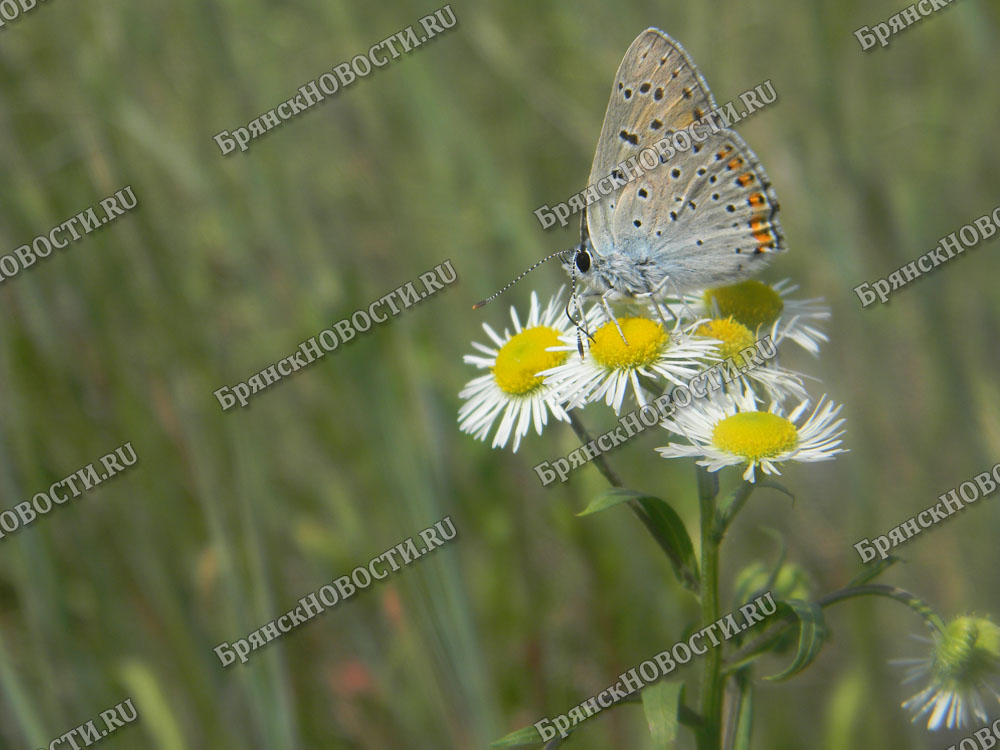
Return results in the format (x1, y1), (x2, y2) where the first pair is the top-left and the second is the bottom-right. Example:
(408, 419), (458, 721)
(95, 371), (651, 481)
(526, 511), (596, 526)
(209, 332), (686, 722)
(560, 243), (596, 283)
(558, 245), (597, 358)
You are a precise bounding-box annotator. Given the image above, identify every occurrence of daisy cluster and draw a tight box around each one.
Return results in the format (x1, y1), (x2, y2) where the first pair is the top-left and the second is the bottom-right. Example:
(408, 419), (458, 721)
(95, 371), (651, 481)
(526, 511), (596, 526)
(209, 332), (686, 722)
(459, 278), (845, 481)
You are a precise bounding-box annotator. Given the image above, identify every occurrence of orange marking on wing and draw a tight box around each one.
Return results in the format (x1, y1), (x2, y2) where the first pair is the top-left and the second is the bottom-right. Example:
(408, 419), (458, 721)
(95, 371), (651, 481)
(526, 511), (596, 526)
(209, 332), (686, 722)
(748, 192), (765, 207)
(750, 217), (773, 245)
(737, 173), (755, 187)
(715, 146), (733, 160)
(727, 157), (744, 170)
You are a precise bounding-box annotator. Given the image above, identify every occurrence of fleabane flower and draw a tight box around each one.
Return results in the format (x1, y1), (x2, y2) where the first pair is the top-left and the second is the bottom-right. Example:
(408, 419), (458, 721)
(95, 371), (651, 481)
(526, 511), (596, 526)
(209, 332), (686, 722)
(458, 290), (571, 452)
(693, 316), (808, 403)
(542, 309), (717, 415)
(656, 389), (846, 481)
(898, 616), (1000, 730)
(695, 279), (830, 355)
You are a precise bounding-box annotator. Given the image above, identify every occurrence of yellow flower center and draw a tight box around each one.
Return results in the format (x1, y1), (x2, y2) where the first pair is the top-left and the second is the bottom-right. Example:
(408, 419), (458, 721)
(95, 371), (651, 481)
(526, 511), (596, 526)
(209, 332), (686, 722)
(704, 280), (784, 332)
(696, 317), (756, 363)
(492, 326), (566, 395)
(590, 317), (668, 370)
(711, 412), (798, 460)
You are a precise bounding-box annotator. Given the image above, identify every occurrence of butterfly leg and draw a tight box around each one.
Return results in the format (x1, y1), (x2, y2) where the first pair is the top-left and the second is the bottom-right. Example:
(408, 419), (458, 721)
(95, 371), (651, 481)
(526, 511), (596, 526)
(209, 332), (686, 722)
(644, 275), (698, 330)
(636, 275), (682, 332)
(600, 289), (628, 345)
(665, 277), (700, 324)
(639, 282), (676, 331)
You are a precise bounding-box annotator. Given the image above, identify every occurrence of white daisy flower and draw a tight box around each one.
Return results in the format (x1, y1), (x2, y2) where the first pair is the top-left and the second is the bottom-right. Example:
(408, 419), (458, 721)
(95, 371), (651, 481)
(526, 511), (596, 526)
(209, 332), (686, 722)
(686, 278), (831, 355)
(897, 616), (1000, 730)
(541, 308), (718, 415)
(458, 289), (572, 452)
(692, 316), (809, 404)
(656, 389), (846, 482)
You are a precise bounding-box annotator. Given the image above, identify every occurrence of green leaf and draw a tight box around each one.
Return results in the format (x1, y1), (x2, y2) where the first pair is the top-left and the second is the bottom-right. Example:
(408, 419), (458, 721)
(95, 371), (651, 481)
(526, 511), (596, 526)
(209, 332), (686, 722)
(491, 726), (545, 747)
(579, 489), (698, 590)
(577, 488), (641, 517)
(732, 671), (754, 750)
(764, 599), (828, 681)
(640, 681), (683, 749)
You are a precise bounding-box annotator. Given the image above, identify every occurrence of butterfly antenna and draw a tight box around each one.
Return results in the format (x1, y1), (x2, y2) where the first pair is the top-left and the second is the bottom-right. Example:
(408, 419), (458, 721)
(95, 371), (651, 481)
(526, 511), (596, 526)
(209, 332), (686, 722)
(565, 263), (593, 359)
(472, 249), (574, 310)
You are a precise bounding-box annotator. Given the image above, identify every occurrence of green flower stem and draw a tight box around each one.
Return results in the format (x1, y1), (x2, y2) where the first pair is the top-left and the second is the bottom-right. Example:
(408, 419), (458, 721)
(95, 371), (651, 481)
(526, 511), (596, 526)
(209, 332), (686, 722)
(725, 583), (945, 674)
(568, 412), (623, 488)
(816, 584), (945, 632)
(565, 413), (708, 730)
(696, 464), (724, 750)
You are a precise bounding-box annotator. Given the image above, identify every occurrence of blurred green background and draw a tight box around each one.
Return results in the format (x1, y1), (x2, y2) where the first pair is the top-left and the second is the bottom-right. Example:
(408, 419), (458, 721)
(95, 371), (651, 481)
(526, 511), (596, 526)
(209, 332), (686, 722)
(0, 0), (998, 748)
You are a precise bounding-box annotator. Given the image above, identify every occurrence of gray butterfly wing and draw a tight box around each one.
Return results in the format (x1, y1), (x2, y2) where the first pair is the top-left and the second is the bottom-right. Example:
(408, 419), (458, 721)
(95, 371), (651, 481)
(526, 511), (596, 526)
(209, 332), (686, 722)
(586, 28), (784, 291)
(586, 28), (717, 256)
(610, 128), (785, 289)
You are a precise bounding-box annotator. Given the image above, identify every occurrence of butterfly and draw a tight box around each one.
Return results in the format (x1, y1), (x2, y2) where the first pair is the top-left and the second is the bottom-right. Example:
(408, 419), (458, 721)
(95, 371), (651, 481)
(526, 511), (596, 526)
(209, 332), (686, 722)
(473, 28), (785, 350)
(564, 28), (785, 334)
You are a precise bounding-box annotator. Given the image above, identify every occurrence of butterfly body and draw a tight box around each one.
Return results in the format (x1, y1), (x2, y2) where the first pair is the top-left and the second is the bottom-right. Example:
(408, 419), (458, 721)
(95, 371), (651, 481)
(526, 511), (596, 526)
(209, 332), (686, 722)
(567, 28), (785, 302)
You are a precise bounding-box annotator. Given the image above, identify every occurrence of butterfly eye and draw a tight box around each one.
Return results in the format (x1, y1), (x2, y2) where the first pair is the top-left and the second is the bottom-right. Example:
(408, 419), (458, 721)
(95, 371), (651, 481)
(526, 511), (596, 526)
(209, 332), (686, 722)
(576, 250), (591, 273)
